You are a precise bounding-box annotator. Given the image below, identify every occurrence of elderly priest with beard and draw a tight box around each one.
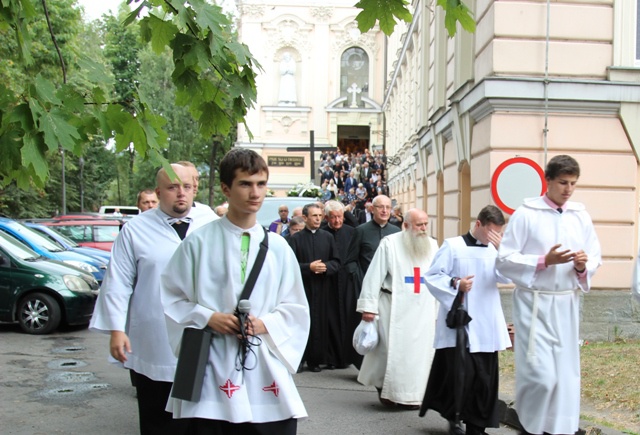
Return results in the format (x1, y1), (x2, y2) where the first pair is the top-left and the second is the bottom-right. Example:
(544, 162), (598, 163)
(356, 209), (439, 409)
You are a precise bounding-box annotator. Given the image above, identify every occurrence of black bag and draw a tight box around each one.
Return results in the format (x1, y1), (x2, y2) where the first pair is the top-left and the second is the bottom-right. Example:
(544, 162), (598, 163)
(171, 228), (269, 402)
(171, 327), (214, 401)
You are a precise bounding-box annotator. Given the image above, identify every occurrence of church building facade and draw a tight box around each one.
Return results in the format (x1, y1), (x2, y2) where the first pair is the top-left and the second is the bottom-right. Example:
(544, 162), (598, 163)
(236, 0), (385, 192)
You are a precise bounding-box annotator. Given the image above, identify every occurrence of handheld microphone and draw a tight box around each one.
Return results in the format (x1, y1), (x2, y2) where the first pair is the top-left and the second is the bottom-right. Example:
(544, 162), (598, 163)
(237, 299), (251, 315)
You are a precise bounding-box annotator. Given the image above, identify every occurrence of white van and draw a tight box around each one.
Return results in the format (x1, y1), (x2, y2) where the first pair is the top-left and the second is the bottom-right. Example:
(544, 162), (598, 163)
(98, 206), (140, 216)
(256, 197), (313, 229)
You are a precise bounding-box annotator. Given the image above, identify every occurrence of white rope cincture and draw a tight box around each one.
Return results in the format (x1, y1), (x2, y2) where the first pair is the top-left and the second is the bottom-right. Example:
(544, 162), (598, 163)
(522, 288), (576, 364)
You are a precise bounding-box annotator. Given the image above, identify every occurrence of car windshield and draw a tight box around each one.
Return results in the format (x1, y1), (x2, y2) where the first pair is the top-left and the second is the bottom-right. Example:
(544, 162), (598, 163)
(5, 222), (65, 252)
(0, 232), (40, 261)
(36, 226), (80, 248)
(54, 225), (89, 242)
(95, 225), (120, 242)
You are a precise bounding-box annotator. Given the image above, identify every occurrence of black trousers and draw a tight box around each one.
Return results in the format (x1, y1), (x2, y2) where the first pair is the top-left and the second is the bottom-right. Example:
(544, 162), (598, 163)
(187, 417), (297, 435)
(132, 371), (189, 435)
(421, 348), (500, 429)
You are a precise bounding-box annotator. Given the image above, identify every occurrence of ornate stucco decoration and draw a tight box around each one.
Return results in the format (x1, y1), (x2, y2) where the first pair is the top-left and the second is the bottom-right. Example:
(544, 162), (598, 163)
(310, 6), (333, 21)
(241, 4), (265, 18)
(330, 19), (378, 58)
(278, 116), (296, 133)
(264, 16), (313, 59)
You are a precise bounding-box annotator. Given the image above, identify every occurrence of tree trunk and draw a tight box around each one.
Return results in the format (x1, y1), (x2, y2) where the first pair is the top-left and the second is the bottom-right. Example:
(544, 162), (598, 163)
(208, 137), (220, 206)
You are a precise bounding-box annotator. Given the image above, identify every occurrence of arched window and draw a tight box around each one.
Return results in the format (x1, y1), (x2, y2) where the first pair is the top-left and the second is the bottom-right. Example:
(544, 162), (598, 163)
(340, 47), (369, 108)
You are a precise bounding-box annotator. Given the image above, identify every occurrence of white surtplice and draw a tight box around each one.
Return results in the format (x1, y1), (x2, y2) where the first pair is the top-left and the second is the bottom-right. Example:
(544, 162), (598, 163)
(161, 217), (310, 423)
(496, 196), (601, 435)
(90, 207), (214, 381)
(426, 234), (511, 353)
(356, 232), (439, 405)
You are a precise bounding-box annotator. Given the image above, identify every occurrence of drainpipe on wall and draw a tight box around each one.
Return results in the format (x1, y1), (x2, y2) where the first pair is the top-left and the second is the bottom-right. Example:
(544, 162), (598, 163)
(543, 0), (550, 166)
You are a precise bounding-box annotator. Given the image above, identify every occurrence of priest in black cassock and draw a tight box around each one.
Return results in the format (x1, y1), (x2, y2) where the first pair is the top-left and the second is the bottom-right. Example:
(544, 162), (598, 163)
(344, 195), (400, 369)
(289, 203), (341, 372)
(320, 201), (355, 369)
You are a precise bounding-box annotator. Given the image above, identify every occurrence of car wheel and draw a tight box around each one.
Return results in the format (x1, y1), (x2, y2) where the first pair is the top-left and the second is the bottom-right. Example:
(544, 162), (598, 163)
(17, 292), (61, 334)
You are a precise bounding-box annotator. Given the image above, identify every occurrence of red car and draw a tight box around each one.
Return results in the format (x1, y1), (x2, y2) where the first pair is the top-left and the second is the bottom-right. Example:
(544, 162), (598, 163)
(42, 219), (121, 252)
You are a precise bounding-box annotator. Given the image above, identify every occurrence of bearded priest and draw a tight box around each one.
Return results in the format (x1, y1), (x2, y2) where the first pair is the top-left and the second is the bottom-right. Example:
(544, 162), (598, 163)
(356, 208), (439, 410)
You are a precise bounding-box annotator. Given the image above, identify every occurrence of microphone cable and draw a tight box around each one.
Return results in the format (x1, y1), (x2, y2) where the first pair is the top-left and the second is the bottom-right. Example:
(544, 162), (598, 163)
(235, 304), (262, 372)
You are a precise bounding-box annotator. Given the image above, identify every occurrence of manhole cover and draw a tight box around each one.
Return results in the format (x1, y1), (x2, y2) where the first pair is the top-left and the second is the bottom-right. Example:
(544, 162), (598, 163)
(52, 346), (86, 354)
(37, 383), (110, 399)
(47, 359), (87, 369)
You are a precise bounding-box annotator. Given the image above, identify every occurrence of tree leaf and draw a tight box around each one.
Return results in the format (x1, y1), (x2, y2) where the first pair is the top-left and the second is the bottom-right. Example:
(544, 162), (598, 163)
(76, 52), (114, 87)
(116, 116), (146, 154)
(56, 85), (85, 113)
(193, 0), (224, 35)
(21, 129), (48, 183)
(140, 14), (179, 54)
(34, 74), (61, 105)
(355, 0), (411, 36)
(39, 107), (81, 152)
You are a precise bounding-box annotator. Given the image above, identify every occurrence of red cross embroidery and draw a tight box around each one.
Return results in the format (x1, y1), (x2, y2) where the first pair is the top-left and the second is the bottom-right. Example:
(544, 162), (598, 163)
(219, 379), (241, 398)
(404, 267), (425, 294)
(262, 381), (279, 397)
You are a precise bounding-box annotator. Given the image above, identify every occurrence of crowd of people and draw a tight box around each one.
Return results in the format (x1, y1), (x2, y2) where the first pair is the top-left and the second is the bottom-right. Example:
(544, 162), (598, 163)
(90, 151), (603, 435)
(316, 149), (390, 210)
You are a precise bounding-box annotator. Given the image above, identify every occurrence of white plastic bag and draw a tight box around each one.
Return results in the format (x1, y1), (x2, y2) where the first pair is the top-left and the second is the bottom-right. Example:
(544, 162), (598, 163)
(352, 318), (379, 355)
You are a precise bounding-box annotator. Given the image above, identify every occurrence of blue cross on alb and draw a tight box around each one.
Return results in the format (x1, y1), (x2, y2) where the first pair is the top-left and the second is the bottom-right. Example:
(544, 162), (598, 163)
(404, 267), (425, 294)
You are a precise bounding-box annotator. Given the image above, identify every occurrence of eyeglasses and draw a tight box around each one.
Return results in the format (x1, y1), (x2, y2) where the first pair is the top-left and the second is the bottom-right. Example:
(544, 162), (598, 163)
(373, 205), (392, 210)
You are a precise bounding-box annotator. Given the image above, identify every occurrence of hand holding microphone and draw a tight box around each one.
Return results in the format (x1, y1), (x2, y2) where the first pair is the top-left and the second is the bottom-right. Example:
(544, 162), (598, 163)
(235, 299), (262, 371)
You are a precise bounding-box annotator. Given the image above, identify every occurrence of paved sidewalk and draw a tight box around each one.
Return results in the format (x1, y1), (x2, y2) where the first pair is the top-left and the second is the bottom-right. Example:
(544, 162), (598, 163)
(295, 366), (519, 434)
(295, 364), (631, 435)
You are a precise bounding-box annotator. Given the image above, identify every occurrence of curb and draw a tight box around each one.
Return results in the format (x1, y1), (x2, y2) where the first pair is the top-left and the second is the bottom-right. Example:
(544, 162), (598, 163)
(498, 397), (629, 435)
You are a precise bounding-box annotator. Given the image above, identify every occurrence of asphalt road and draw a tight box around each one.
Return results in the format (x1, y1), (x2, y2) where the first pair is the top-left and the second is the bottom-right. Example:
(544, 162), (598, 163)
(0, 324), (521, 435)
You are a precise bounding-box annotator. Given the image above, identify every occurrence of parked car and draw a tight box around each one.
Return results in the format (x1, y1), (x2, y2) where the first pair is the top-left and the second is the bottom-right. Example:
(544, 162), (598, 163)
(256, 197), (315, 229)
(0, 217), (107, 283)
(23, 222), (111, 263)
(41, 218), (121, 252)
(0, 231), (99, 334)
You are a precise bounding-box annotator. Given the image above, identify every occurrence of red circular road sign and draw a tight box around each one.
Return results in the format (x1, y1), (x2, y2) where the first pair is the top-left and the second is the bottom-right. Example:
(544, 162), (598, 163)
(491, 157), (547, 215)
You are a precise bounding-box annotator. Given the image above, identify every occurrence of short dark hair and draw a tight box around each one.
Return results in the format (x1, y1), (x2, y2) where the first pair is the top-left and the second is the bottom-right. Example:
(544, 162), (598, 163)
(477, 205), (505, 226)
(137, 189), (155, 202)
(219, 148), (269, 187)
(302, 203), (321, 216)
(545, 155), (580, 180)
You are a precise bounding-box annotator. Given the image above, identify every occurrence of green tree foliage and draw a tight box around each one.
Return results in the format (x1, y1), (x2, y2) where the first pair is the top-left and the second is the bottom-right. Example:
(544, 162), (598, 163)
(354, 0), (475, 37)
(0, 0), (259, 190)
(0, 0), (472, 209)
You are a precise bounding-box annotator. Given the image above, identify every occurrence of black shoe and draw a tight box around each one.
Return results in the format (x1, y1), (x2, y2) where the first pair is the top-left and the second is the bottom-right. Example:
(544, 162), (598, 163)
(325, 364), (336, 370)
(308, 365), (321, 372)
(466, 422), (487, 435)
(448, 421), (465, 435)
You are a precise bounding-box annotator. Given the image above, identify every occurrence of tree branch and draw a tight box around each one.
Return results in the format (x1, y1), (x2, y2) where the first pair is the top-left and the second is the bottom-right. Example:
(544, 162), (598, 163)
(41, 0), (66, 84)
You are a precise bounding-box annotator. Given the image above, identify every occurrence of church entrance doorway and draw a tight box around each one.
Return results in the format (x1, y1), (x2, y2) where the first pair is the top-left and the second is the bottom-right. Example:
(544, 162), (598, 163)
(337, 125), (370, 155)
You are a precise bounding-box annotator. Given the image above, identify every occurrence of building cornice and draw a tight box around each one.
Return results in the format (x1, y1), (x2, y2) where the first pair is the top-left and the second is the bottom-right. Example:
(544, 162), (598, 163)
(459, 77), (640, 122)
(262, 106), (312, 113)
